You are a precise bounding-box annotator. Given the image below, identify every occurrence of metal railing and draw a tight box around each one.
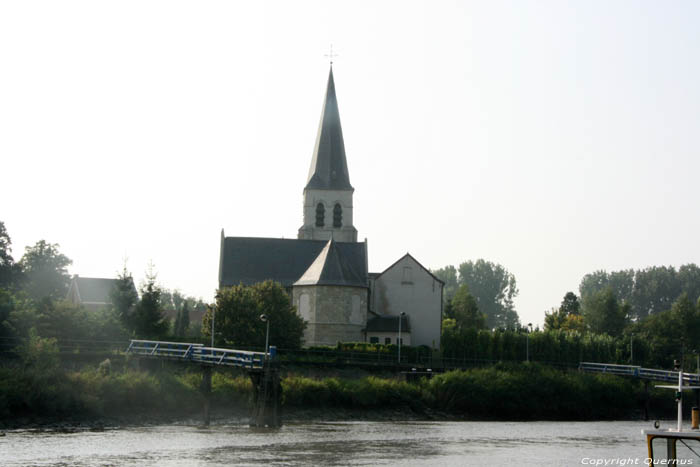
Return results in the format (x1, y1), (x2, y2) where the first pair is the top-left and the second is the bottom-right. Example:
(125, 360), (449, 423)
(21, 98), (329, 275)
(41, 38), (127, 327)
(579, 362), (700, 384)
(126, 339), (267, 370)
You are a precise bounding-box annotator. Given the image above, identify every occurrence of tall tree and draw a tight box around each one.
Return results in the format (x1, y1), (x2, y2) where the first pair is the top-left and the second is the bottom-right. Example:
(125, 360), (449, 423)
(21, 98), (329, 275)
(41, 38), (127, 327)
(678, 264), (700, 308)
(544, 292), (584, 332)
(631, 266), (681, 319)
(579, 269), (635, 305)
(132, 266), (168, 338)
(205, 281), (305, 349)
(450, 284), (485, 330)
(111, 266), (139, 331)
(0, 221), (22, 290)
(582, 288), (628, 337)
(433, 265), (458, 303)
(458, 259), (519, 329)
(19, 240), (72, 301)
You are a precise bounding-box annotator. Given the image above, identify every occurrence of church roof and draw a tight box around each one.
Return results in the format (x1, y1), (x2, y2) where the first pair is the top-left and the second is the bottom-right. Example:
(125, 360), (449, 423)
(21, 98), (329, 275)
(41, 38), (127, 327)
(366, 315), (411, 333)
(305, 67), (353, 191)
(294, 238), (367, 287)
(219, 236), (367, 289)
(68, 276), (119, 305)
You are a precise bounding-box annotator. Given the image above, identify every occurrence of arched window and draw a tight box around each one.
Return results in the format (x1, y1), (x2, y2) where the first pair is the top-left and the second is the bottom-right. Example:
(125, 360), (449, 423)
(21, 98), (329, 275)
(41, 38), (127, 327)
(315, 203), (325, 227)
(333, 203), (342, 228)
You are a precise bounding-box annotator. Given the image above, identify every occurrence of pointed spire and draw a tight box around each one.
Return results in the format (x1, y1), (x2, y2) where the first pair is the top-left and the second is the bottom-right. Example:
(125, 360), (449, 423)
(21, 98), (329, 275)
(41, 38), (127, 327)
(294, 238), (365, 287)
(305, 67), (353, 191)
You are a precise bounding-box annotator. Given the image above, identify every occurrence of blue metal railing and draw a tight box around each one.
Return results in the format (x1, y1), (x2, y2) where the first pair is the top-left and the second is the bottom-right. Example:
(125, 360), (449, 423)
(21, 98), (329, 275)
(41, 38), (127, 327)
(126, 339), (268, 370)
(579, 362), (700, 384)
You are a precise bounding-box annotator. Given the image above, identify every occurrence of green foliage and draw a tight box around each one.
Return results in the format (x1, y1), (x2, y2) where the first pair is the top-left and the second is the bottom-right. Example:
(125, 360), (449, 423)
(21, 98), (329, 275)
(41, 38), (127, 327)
(110, 266), (138, 330)
(428, 364), (643, 419)
(432, 265), (458, 303)
(545, 292), (583, 332)
(131, 267), (168, 339)
(450, 284), (485, 330)
(19, 240), (72, 301)
(582, 288), (628, 337)
(627, 293), (700, 368)
(0, 221), (22, 290)
(579, 265), (700, 321)
(458, 259), (520, 329)
(206, 281), (305, 349)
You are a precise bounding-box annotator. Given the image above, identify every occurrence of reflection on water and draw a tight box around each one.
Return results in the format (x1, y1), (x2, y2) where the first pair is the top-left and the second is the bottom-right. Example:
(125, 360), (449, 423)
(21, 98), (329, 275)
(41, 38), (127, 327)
(0, 420), (655, 466)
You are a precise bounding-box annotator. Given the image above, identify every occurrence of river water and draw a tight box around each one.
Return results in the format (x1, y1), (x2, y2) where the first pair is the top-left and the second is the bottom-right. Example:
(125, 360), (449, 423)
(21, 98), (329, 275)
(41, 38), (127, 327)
(0, 420), (668, 466)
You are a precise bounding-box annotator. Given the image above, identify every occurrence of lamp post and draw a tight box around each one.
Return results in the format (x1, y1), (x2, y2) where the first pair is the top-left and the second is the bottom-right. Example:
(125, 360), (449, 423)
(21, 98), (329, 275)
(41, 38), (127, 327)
(398, 312), (406, 365)
(526, 323), (533, 362)
(630, 333), (634, 365)
(260, 314), (270, 358)
(210, 306), (215, 348)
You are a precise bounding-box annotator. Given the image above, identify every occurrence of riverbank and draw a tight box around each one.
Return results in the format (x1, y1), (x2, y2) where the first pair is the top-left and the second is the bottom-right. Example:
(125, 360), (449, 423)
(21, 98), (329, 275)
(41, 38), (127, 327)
(0, 358), (677, 430)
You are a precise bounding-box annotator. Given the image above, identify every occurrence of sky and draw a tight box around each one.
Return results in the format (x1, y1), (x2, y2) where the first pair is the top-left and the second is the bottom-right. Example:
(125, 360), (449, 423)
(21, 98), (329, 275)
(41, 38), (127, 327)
(1, 1), (699, 327)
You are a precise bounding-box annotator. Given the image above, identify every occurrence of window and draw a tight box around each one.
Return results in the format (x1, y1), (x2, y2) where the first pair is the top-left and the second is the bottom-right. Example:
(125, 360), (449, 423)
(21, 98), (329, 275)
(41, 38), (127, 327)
(384, 337), (391, 345)
(315, 203), (325, 227)
(402, 267), (413, 284)
(397, 338), (403, 346)
(333, 203), (342, 228)
(369, 337), (379, 344)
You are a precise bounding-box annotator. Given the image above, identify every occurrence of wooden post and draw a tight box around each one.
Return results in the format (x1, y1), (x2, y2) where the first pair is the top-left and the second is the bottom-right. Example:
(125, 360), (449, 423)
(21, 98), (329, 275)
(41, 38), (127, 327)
(250, 364), (282, 428)
(202, 366), (212, 427)
(644, 380), (650, 422)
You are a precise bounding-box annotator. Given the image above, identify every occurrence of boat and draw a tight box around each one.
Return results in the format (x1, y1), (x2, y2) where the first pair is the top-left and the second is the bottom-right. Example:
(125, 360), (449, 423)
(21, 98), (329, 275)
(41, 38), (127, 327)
(643, 366), (700, 463)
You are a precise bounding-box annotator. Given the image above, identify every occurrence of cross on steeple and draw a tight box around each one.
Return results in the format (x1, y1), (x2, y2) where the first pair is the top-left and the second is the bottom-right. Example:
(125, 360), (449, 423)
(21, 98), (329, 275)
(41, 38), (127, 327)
(324, 44), (338, 65)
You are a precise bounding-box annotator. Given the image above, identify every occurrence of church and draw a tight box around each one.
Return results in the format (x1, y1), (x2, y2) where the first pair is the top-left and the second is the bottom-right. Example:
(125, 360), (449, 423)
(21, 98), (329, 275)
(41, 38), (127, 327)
(218, 67), (444, 349)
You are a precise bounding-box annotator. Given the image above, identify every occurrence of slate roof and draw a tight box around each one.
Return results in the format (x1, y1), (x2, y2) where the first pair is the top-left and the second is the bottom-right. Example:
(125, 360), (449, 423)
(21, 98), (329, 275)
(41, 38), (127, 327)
(305, 66), (353, 191)
(70, 276), (119, 304)
(366, 315), (411, 333)
(294, 239), (367, 287)
(219, 236), (367, 289)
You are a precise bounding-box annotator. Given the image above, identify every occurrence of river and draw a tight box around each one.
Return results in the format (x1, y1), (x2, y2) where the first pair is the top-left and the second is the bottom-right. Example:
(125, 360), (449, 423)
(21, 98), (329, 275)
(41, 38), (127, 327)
(0, 420), (668, 466)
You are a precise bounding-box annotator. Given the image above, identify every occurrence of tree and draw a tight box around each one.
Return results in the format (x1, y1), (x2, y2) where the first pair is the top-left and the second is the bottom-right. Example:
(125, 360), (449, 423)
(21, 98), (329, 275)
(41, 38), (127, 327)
(0, 221), (22, 290)
(631, 266), (681, 320)
(545, 292), (583, 331)
(582, 288), (628, 337)
(204, 281), (305, 349)
(111, 266), (139, 331)
(19, 240), (72, 301)
(458, 259), (520, 329)
(579, 270), (634, 307)
(450, 284), (485, 330)
(433, 265), (458, 303)
(131, 266), (168, 338)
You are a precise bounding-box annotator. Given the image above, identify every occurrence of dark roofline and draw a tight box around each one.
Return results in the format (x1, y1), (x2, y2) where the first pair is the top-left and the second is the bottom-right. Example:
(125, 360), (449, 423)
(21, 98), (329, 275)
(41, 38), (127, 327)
(375, 253), (445, 285)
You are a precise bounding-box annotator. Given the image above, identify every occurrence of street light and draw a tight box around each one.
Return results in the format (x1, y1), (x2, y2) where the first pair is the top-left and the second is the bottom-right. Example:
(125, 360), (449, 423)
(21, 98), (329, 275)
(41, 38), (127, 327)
(630, 333), (634, 365)
(398, 312), (406, 364)
(210, 306), (215, 348)
(260, 314), (270, 358)
(526, 323), (533, 362)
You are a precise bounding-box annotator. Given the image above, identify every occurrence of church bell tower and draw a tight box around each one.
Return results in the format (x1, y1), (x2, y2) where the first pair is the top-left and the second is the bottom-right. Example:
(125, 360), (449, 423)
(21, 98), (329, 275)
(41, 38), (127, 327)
(298, 67), (358, 243)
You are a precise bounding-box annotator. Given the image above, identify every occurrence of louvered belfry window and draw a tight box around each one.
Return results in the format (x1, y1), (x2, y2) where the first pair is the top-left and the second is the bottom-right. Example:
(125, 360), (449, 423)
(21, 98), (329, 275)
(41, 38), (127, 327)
(333, 203), (342, 228)
(315, 203), (325, 227)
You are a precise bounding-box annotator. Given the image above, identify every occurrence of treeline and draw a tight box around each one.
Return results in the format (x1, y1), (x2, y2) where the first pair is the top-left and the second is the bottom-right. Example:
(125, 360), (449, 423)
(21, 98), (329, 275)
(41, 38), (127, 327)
(0, 221), (205, 355)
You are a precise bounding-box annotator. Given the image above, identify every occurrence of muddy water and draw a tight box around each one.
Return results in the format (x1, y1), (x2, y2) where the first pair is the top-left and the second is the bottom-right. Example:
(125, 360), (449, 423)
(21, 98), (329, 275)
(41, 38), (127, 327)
(0, 420), (660, 466)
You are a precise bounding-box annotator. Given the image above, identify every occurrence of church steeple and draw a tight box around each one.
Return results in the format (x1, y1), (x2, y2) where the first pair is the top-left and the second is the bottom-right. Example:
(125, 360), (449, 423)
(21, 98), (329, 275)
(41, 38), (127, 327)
(298, 66), (358, 243)
(305, 67), (353, 191)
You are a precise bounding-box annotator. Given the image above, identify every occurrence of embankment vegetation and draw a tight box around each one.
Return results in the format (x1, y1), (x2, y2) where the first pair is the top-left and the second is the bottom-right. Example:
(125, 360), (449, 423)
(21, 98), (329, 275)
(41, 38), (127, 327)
(0, 334), (675, 427)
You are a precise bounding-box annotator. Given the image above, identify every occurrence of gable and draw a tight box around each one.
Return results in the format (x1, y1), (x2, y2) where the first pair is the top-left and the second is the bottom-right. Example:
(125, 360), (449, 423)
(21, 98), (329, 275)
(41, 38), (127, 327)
(375, 253), (445, 285)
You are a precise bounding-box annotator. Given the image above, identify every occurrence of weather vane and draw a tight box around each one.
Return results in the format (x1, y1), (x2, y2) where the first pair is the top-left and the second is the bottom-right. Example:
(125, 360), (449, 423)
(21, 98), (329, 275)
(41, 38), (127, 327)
(325, 44), (338, 65)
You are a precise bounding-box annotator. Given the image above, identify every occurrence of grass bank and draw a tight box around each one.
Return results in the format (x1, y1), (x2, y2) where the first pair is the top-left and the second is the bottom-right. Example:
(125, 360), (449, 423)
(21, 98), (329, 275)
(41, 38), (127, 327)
(0, 360), (676, 428)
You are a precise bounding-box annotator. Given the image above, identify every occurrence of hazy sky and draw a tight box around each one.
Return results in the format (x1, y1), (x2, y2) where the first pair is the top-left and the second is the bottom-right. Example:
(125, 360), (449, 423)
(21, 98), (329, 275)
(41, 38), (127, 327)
(2, 1), (699, 327)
